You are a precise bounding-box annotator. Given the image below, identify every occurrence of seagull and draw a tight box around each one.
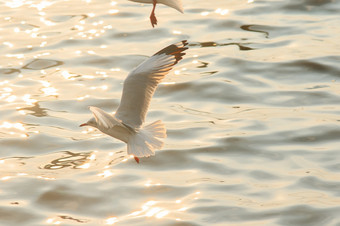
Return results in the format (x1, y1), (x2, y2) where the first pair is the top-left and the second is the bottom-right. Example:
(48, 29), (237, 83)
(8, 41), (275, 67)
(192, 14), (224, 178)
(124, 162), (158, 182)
(128, 0), (184, 27)
(80, 40), (188, 163)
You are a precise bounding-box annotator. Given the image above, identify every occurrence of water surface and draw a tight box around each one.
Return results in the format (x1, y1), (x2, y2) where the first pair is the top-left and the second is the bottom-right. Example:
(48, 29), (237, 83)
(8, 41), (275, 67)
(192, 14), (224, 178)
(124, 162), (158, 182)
(1, 0), (340, 225)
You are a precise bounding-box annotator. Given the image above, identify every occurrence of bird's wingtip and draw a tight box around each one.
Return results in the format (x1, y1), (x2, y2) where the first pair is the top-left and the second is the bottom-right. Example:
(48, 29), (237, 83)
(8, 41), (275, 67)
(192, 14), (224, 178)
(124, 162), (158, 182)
(153, 40), (189, 64)
(88, 106), (98, 111)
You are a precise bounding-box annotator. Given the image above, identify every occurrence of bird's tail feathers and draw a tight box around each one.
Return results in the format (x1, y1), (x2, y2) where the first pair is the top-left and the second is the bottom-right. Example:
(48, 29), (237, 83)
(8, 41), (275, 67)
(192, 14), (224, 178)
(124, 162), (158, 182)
(127, 120), (166, 157)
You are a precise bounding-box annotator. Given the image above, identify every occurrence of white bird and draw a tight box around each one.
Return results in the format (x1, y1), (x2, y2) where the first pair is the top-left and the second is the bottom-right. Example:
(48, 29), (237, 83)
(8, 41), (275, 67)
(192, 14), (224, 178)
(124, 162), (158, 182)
(80, 40), (188, 163)
(128, 0), (184, 27)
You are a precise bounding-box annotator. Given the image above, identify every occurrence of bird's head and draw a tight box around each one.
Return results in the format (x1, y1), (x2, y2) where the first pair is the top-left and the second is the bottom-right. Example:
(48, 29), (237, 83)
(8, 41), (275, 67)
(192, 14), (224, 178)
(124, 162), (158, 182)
(80, 117), (98, 128)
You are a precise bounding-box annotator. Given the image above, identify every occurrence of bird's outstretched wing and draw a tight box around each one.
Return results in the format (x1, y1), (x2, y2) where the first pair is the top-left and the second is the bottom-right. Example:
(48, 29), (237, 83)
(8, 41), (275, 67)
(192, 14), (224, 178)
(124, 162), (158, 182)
(115, 40), (188, 128)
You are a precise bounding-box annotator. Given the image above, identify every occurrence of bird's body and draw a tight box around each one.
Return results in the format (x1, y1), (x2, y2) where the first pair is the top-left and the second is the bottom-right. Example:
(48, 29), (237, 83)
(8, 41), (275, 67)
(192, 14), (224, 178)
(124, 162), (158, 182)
(128, 0), (183, 27)
(81, 40), (188, 163)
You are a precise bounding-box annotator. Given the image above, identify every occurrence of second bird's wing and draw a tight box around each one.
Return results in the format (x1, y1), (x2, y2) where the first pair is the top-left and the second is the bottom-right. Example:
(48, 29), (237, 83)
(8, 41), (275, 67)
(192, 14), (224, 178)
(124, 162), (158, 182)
(115, 40), (188, 128)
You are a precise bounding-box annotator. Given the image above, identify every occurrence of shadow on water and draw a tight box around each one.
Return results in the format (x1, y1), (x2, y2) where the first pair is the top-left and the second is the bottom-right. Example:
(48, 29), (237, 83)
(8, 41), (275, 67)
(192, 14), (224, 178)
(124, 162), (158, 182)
(18, 102), (49, 117)
(190, 41), (254, 51)
(41, 151), (92, 170)
(0, 68), (21, 76)
(49, 14), (88, 23)
(240, 24), (269, 38)
(0, 150), (129, 179)
(22, 59), (63, 70)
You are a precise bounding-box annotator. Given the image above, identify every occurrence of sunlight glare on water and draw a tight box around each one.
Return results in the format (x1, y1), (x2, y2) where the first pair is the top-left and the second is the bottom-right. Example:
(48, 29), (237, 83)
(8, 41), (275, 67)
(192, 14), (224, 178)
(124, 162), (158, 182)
(0, 0), (340, 225)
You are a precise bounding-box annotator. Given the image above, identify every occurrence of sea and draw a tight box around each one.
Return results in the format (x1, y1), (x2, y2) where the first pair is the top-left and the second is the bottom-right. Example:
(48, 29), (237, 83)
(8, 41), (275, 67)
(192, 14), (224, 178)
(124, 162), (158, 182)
(0, 0), (339, 225)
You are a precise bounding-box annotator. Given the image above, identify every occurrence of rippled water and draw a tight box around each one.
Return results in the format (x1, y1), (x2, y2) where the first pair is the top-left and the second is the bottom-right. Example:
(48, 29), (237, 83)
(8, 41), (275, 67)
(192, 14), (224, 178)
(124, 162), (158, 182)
(1, 0), (340, 225)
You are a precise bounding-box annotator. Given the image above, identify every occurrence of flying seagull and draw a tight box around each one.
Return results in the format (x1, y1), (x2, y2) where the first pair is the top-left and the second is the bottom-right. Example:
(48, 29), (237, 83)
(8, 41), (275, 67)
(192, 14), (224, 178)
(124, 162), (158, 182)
(80, 40), (188, 163)
(128, 0), (184, 27)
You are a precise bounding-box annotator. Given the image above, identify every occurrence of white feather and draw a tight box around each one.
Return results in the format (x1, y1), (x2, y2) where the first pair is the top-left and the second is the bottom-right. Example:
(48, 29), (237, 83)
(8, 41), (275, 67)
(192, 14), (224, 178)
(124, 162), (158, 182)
(127, 120), (166, 157)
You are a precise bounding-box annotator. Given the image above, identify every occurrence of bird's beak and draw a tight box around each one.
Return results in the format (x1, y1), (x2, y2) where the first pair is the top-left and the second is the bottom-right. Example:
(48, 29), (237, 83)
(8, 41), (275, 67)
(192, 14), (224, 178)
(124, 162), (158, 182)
(79, 123), (88, 127)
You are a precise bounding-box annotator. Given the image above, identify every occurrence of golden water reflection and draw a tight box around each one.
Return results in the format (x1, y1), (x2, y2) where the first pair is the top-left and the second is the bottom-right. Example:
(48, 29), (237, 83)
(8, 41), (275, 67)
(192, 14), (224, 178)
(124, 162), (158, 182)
(97, 169), (114, 178)
(0, 121), (28, 138)
(40, 81), (58, 96)
(1, 146), (200, 223)
(105, 191), (200, 224)
(215, 8), (229, 15)
(0, 121), (25, 131)
(2, 0), (119, 56)
(105, 217), (118, 225)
